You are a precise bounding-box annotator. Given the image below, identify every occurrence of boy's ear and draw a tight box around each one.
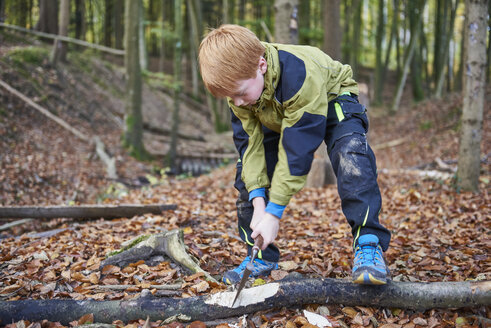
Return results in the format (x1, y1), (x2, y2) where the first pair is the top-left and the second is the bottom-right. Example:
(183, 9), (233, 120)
(258, 57), (267, 74)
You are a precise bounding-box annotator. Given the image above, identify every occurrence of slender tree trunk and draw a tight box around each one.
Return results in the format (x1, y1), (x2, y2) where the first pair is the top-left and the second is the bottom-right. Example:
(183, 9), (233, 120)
(455, 8), (468, 91)
(223, 0), (229, 23)
(168, 0), (183, 171)
(159, 0), (166, 72)
(187, 0), (200, 98)
(35, 0), (58, 34)
(104, 0), (113, 47)
(51, 0), (69, 65)
(457, 0), (487, 192)
(0, 0), (5, 22)
(373, 0), (385, 105)
(382, 0), (400, 85)
(391, 1), (426, 112)
(351, 0), (362, 77)
(487, 0), (491, 82)
(74, 0), (86, 41)
(435, 0), (458, 98)
(409, 0), (425, 102)
(323, 0), (342, 61)
(114, 0), (124, 49)
(139, 0), (148, 71)
(274, 0), (298, 44)
(433, 0), (443, 87)
(123, 0), (148, 160)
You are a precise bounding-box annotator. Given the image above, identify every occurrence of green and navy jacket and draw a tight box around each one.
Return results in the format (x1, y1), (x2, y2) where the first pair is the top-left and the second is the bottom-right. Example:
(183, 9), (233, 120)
(228, 42), (358, 218)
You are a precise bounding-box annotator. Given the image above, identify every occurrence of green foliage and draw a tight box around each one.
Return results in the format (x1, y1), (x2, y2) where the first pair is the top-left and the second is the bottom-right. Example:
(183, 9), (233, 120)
(6, 46), (49, 67)
(299, 28), (324, 47)
(143, 71), (175, 90)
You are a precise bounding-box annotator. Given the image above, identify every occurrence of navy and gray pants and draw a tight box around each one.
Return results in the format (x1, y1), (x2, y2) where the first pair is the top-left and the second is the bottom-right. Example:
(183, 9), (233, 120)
(234, 94), (391, 262)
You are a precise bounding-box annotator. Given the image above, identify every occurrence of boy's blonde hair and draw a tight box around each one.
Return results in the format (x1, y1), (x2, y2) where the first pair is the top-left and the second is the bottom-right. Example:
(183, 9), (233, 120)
(199, 24), (265, 98)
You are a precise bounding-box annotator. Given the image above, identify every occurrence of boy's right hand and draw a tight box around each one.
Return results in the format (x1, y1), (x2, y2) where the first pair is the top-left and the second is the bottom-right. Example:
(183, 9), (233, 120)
(250, 197), (280, 250)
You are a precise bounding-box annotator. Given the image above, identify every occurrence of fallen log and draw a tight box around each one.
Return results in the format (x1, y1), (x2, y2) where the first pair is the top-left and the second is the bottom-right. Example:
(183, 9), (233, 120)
(0, 204), (177, 219)
(0, 279), (489, 325)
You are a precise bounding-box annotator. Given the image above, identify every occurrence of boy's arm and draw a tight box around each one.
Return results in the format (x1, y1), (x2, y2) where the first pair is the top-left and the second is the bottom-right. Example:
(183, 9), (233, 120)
(266, 85), (328, 218)
(230, 105), (270, 194)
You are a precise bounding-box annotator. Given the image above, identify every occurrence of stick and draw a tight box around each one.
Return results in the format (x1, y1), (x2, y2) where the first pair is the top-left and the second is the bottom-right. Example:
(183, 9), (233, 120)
(87, 284), (182, 291)
(0, 204), (177, 219)
(0, 219), (33, 231)
(0, 23), (125, 55)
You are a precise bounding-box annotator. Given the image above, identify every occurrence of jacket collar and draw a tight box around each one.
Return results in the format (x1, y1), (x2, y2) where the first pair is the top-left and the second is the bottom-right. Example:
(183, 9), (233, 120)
(249, 42), (280, 113)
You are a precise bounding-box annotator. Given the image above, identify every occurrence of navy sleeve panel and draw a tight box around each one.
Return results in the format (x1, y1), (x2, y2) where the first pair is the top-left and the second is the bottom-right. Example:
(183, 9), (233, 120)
(275, 50), (307, 103)
(231, 109), (249, 159)
(282, 112), (326, 176)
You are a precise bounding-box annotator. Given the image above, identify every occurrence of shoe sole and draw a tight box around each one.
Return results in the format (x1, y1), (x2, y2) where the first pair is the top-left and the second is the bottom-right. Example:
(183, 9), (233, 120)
(352, 272), (387, 285)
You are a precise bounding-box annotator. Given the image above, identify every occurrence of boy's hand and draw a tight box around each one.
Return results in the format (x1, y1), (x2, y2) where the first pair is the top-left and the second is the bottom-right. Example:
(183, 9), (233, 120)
(250, 197), (280, 250)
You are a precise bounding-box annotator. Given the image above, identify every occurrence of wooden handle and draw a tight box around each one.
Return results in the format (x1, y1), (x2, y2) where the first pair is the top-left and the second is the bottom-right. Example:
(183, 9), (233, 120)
(253, 235), (264, 250)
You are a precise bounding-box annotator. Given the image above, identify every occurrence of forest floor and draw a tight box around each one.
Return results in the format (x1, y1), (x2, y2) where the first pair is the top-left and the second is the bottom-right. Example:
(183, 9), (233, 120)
(0, 29), (490, 327)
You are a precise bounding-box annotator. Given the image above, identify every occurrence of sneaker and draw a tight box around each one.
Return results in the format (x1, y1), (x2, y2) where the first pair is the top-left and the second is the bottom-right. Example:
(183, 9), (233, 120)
(222, 256), (278, 285)
(352, 234), (388, 285)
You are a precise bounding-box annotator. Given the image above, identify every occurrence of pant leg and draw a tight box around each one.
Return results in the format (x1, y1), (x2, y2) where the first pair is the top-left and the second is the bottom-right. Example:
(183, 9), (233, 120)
(324, 94), (391, 251)
(233, 126), (281, 262)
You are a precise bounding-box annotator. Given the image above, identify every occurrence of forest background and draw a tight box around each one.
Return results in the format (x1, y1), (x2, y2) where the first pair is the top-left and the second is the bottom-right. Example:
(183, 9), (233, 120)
(0, 0), (489, 327)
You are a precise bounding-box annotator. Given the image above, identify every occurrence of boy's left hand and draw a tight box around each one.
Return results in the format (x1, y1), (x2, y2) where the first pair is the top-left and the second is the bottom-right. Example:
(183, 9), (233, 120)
(251, 212), (280, 250)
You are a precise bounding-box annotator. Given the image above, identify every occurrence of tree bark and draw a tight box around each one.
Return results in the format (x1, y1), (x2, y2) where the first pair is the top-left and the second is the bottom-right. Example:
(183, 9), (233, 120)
(0, 204), (177, 219)
(0, 279), (489, 324)
(322, 0), (342, 61)
(167, 0), (183, 171)
(274, 0), (298, 44)
(50, 0), (70, 65)
(391, 0), (426, 112)
(123, 0), (148, 160)
(457, 0), (487, 191)
(373, 0), (385, 105)
(35, 0), (58, 34)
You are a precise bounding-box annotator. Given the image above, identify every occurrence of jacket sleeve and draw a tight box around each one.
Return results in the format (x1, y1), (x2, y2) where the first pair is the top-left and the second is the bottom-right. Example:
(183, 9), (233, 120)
(268, 77), (328, 207)
(229, 102), (270, 193)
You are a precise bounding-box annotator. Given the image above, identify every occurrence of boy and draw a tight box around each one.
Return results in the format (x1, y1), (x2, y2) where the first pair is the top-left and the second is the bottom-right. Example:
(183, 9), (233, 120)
(198, 24), (391, 285)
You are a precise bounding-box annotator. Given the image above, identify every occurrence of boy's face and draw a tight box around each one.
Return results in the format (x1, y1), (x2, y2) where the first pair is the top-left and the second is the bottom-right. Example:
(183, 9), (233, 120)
(229, 57), (267, 107)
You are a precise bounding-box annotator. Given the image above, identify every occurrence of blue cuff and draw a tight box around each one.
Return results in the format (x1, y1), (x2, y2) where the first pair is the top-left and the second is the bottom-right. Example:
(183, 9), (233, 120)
(248, 188), (266, 201)
(265, 201), (286, 219)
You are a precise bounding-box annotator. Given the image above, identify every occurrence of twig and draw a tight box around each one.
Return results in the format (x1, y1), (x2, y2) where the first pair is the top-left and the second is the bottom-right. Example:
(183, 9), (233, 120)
(0, 219), (33, 231)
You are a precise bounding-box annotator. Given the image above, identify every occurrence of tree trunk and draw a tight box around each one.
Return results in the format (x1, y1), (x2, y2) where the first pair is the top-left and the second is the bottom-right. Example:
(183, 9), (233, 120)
(114, 0), (124, 49)
(1, 279), (489, 324)
(35, 0), (58, 34)
(187, 0), (200, 98)
(104, 0), (113, 47)
(274, 0), (298, 44)
(382, 0), (400, 86)
(0, 0), (5, 22)
(0, 204), (177, 219)
(435, 0), (458, 98)
(123, 0), (148, 160)
(50, 0), (69, 65)
(457, 0), (487, 192)
(373, 0), (385, 105)
(322, 0), (342, 61)
(168, 0), (183, 171)
(74, 0), (86, 41)
(391, 1), (426, 112)
(409, 0), (425, 102)
(139, 0), (148, 71)
(351, 0), (362, 76)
